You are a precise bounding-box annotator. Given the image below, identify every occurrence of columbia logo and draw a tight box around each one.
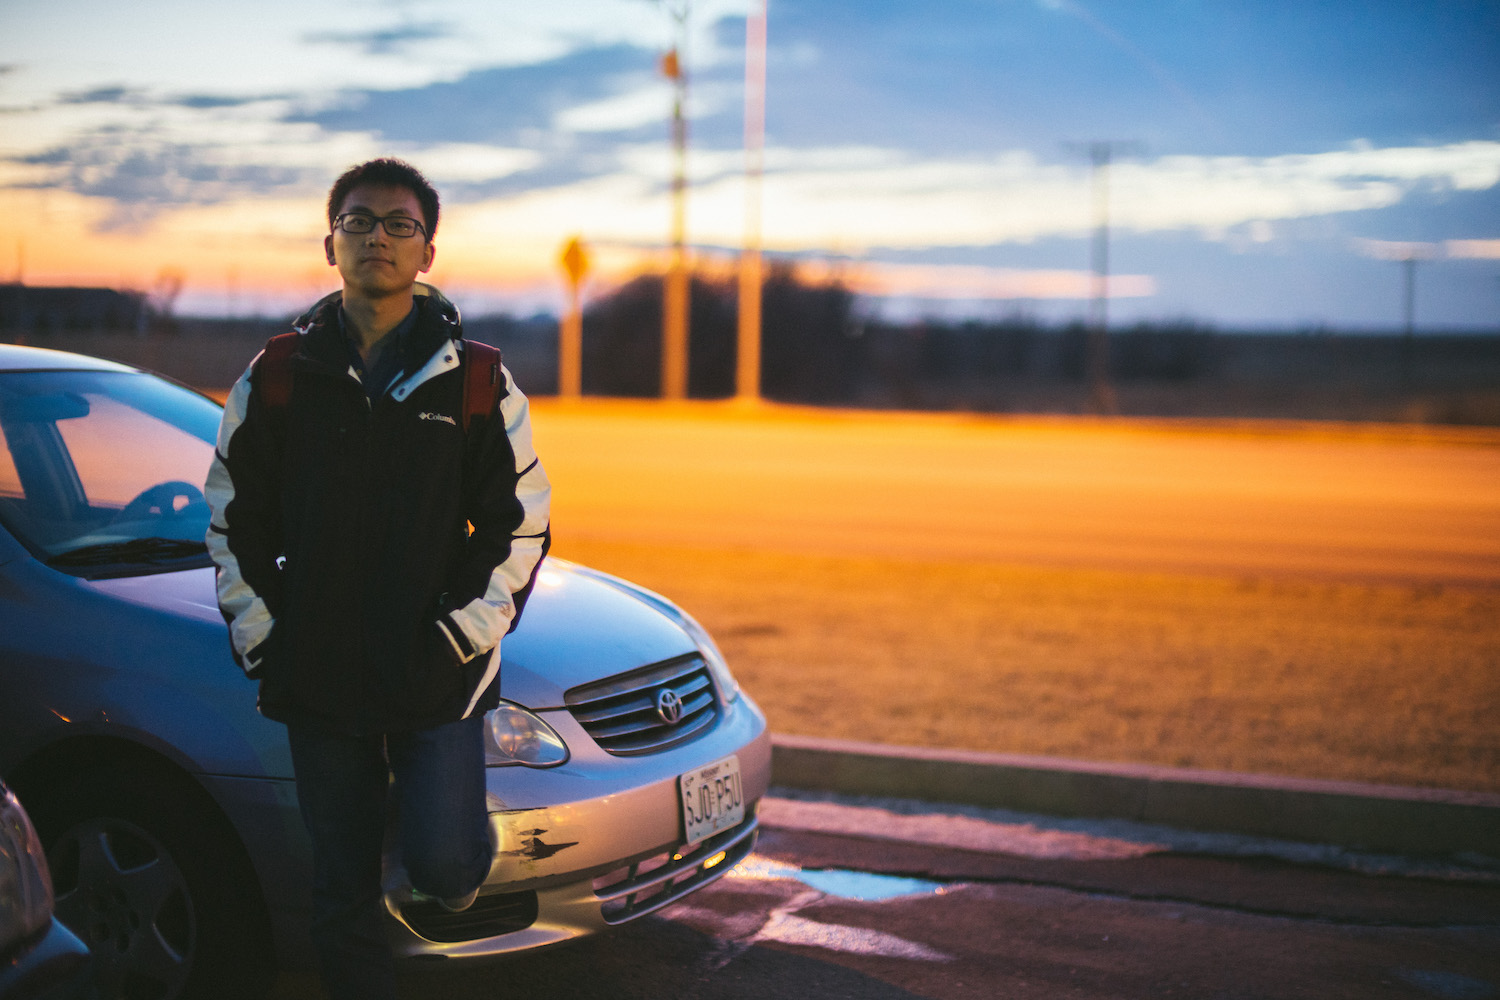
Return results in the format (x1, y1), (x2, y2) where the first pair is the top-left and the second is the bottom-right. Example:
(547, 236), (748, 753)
(419, 411), (456, 426)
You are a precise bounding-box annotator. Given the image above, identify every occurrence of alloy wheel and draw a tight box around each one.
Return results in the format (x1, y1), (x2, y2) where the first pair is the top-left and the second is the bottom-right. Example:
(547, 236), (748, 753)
(49, 816), (195, 1000)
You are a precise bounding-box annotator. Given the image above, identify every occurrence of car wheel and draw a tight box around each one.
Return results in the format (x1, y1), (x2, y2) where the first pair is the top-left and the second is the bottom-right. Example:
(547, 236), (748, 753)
(30, 762), (272, 1000)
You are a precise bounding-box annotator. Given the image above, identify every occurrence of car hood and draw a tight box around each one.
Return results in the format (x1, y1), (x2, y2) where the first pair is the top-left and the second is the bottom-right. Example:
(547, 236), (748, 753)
(84, 559), (698, 710)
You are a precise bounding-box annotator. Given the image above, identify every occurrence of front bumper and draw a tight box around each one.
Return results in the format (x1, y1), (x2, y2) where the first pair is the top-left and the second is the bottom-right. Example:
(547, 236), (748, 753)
(382, 691), (771, 960)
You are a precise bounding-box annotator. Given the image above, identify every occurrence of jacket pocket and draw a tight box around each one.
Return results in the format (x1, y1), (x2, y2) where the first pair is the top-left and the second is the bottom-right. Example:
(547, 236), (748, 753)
(249, 625), (294, 719)
(398, 621), (466, 720)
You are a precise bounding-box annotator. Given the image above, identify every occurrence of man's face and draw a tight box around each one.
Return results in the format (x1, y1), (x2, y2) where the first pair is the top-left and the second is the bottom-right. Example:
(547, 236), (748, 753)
(324, 183), (435, 298)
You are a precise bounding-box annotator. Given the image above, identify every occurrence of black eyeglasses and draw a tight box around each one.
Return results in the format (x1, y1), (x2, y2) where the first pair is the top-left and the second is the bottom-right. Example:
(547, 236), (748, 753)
(333, 213), (427, 239)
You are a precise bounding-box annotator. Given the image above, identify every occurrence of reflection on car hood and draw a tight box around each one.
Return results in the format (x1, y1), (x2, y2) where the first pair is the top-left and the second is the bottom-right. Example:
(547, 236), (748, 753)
(84, 566), (226, 626)
(500, 561), (697, 707)
(84, 561), (697, 710)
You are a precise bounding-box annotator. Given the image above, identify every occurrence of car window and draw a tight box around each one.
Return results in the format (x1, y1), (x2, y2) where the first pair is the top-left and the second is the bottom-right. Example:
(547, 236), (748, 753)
(54, 394), (213, 509)
(0, 370), (222, 575)
(0, 435), (19, 501)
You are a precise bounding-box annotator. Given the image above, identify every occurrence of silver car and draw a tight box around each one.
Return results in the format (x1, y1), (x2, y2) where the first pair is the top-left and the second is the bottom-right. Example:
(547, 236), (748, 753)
(0, 343), (770, 999)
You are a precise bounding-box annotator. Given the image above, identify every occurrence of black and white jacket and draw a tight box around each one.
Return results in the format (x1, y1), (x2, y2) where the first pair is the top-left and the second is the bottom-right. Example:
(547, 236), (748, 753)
(204, 292), (552, 733)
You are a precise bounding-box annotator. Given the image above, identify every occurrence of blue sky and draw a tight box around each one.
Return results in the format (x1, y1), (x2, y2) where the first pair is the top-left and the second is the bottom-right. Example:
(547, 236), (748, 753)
(1, 0), (1498, 328)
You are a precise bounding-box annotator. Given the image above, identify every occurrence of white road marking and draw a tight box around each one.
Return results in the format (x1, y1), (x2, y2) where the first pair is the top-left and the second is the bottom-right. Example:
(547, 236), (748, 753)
(670, 858), (956, 967)
(756, 911), (952, 962)
(760, 797), (1165, 860)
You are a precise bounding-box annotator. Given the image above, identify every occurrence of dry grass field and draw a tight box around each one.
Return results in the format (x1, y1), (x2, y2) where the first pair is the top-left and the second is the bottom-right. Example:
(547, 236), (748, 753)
(534, 402), (1500, 795)
(553, 539), (1500, 794)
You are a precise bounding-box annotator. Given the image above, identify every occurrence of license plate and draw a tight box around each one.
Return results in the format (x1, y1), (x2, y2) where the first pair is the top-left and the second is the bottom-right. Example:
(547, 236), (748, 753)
(680, 755), (745, 846)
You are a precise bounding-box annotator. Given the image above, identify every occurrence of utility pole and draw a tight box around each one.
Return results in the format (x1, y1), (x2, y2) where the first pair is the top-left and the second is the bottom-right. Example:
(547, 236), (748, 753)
(1397, 248), (1436, 385)
(558, 236), (589, 398)
(1401, 253), (1419, 340)
(1355, 239), (1446, 381)
(737, 0), (767, 404)
(1083, 141), (1128, 415)
(660, 1), (691, 400)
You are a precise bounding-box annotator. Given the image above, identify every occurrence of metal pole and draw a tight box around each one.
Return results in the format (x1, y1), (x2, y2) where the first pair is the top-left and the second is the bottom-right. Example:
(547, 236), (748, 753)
(661, 3), (691, 400)
(736, 0), (767, 404)
(1401, 253), (1418, 385)
(558, 236), (589, 398)
(560, 284), (583, 399)
(1402, 254), (1416, 339)
(1087, 142), (1117, 415)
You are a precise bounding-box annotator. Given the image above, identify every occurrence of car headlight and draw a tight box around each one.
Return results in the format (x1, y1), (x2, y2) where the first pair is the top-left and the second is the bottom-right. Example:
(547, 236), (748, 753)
(0, 785), (54, 955)
(677, 610), (741, 704)
(485, 703), (570, 767)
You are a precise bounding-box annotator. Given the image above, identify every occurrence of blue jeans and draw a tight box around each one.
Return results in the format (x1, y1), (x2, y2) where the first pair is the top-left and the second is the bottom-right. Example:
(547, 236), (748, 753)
(287, 715), (491, 1000)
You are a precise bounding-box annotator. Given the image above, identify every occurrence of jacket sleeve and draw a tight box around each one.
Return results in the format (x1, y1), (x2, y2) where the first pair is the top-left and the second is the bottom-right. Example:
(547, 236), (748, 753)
(435, 361), (552, 667)
(204, 355), (284, 677)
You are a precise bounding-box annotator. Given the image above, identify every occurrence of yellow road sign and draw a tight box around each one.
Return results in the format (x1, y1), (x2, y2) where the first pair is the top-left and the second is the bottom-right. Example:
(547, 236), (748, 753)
(560, 237), (590, 287)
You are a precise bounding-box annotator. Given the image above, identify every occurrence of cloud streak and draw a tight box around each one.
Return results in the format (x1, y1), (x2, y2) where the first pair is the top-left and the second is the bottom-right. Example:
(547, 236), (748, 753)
(664, 141), (1500, 252)
(1357, 237), (1500, 261)
(287, 44), (661, 146)
(303, 21), (455, 57)
(57, 86), (143, 106)
(823, 260), (1155, 301)
(8, 138), (318, 229)
(1445, 239), (1500, 260)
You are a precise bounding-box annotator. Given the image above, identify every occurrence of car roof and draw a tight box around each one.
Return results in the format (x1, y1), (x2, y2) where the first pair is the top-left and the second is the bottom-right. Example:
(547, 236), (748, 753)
(0, 343), (141, 374)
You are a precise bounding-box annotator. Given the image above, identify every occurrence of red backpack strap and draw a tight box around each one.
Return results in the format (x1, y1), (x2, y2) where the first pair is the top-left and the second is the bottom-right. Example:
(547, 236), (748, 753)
(255, 332), (302, 412)
(461, 340), (503, 435)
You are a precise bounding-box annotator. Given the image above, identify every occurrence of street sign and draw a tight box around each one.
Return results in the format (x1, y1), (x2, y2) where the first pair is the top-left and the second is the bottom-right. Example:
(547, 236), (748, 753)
(560, 237), (590, 287)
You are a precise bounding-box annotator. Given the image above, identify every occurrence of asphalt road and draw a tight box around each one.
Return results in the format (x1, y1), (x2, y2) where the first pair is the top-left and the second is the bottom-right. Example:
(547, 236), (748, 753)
(531, 400), (1500, 584)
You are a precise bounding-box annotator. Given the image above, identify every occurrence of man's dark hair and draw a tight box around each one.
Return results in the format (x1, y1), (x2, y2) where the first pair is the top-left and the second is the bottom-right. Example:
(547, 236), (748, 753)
(326, 158), (440, 240)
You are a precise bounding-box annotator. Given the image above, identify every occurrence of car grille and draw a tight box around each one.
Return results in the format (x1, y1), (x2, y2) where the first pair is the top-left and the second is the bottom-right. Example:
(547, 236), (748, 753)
(565, 654), (719, 756)
(592, 813), (760, 924)
(401, 890), (538, 943)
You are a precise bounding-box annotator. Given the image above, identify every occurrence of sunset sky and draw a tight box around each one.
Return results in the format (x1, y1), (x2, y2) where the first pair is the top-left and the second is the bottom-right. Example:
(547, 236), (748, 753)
(2, 0), (1498, 329)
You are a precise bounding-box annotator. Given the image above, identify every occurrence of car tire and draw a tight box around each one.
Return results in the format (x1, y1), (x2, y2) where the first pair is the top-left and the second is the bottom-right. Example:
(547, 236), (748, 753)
(28, 761), (274, 1000)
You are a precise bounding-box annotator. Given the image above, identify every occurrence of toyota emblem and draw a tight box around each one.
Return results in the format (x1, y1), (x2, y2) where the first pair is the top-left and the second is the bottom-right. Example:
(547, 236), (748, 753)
(655, 688), (684, 725)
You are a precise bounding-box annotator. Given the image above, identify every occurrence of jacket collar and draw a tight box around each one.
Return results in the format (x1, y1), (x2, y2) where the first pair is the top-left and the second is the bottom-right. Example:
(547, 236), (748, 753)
(292, 290), (463, 384)
(292, 282), (461, 333)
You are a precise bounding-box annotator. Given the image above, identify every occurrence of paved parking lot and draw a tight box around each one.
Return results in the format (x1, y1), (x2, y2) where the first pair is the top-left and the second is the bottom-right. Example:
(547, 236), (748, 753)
(270, 796), (1500, 1000)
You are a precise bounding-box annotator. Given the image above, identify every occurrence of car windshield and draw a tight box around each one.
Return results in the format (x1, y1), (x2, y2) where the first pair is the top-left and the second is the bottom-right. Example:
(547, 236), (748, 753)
(0, 369), (221, 577)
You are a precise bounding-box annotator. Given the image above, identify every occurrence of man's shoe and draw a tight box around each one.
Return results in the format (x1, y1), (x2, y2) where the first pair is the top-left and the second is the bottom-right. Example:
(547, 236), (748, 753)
(438, 886), (480, 913)
(409, 884), (481, 913)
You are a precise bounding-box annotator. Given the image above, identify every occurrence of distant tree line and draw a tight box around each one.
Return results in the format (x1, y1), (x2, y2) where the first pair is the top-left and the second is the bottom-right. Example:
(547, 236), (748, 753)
(578, 262), (863, 402)
(573, 263), (1224, 402)
(533, 263), (1499, 423)
(4, 271), (1497, 423)
(0, 285), (151, 334)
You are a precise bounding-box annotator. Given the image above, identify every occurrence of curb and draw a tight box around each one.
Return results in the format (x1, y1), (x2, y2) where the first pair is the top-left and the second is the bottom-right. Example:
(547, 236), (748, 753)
(770, 734), (1500, 857)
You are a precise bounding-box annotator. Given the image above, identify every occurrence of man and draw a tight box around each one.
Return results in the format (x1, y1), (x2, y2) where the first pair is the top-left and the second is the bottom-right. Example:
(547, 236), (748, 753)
(204, 158), (551, 1000)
